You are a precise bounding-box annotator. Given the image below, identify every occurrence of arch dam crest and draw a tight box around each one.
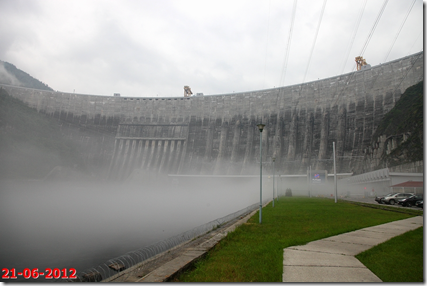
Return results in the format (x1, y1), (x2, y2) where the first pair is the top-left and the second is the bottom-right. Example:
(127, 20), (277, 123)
(1, 52), (423, 180)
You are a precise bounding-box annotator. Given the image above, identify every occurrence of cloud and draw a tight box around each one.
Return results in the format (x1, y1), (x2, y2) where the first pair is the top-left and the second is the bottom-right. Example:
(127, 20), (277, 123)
(0, 62), (21, 86)
(0, 0), (423, 97)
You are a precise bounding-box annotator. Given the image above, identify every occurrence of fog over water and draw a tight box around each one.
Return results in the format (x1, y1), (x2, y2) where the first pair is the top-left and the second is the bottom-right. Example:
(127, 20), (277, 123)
(0, 177), (263, 282)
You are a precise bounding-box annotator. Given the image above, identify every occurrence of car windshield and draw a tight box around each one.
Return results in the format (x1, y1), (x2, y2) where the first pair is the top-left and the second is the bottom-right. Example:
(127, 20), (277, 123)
(409, 195), (420, 199)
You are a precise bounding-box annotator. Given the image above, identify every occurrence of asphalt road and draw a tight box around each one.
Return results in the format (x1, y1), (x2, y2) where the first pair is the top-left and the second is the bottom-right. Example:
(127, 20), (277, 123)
(341, 196), (423, 211)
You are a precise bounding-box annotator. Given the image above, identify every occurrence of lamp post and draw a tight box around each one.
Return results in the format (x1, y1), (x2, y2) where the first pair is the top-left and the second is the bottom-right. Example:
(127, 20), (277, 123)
(257, 123), (265, 224)
(333, 142), (337, 203)
(272, 157), (276, 207)
(309, 165), (312, 198)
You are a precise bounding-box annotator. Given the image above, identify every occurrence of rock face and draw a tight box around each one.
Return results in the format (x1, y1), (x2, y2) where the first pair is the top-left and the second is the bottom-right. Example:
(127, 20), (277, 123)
(1, 52), (423, 180)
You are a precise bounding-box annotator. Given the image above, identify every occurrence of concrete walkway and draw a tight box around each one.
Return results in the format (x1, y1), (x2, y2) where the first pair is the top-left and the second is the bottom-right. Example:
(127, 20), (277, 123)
(282, 216), (423, 282)
(107, 213), (422, 282)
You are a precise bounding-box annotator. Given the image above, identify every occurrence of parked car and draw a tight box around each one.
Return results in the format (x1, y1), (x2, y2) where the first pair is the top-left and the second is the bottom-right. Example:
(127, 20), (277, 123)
(375, 194), (389, 204)
(381, 193), (414, 205)
(398, 195), (423, 207)
(415, 200), (423, 209)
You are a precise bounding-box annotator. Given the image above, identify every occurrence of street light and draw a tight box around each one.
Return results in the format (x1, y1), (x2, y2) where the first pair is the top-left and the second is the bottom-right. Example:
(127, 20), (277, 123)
(333, 142), (337, 203)
(272, 157), (276, 207)
(257, 123), (265, 224)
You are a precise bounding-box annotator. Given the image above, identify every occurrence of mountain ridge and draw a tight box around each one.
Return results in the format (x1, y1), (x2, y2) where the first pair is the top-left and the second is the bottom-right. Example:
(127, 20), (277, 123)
(0, 60), (54, 91)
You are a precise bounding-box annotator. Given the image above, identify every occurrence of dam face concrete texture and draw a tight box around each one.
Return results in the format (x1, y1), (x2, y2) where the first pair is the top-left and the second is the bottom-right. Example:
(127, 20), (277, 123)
(2, 52), (423, 179)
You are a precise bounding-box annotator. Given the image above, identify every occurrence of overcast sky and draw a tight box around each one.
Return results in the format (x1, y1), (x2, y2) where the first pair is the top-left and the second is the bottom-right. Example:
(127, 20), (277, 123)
(0, 0), (423, 97)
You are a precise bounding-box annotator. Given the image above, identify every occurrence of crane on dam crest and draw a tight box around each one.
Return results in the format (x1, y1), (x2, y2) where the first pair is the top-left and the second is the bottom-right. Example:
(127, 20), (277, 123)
(183, 86), (203, 97)
(355, 56), (370, 71)
(184, 86), (193, 97)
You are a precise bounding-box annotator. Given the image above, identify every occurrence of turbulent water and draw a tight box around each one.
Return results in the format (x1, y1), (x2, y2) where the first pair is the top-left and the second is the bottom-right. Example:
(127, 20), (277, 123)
(0, 177), (262, 282)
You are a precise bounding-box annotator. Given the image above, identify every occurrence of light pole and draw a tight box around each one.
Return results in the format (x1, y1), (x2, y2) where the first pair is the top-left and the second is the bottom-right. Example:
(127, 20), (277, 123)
(257, 123), (265, 224)
(333, 142), (337, 203)
(309, 165), (312, 198)
(272, 157), (276, 207)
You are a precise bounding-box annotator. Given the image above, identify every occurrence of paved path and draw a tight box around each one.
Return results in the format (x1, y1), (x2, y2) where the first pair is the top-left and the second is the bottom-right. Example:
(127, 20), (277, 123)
(282, 216), (423, 282)
(106, 210), (422, 283)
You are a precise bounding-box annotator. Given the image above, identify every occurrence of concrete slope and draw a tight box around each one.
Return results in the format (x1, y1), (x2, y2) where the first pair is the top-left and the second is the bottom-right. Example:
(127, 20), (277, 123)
(1, 52), (423, 178)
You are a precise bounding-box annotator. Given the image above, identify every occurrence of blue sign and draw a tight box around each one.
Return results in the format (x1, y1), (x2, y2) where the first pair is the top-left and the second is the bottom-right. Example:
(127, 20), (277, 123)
(310, 170), (327, 184)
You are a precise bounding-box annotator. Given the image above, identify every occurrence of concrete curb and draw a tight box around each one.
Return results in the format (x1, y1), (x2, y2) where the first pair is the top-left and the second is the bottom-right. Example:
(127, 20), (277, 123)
(105, 203), (264, 282)
(134, 207), (260, 282)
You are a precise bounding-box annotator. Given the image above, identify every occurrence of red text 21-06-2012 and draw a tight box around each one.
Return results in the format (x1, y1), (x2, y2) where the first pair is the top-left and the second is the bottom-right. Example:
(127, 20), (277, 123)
(2, 268), (77, 280)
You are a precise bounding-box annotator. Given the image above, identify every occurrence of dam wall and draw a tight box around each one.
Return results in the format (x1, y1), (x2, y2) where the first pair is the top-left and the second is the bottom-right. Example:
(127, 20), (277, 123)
(1, 52), (423, 179)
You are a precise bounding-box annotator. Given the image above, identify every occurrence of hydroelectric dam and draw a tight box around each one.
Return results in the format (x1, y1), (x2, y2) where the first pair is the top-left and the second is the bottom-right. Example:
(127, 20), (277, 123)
(1, 52), (423, 180)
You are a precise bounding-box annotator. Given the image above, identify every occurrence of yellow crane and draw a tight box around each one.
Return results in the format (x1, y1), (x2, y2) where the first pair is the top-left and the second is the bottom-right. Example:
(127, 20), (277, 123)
(355, 56), (368, 71)
(184, 86), (193, 97)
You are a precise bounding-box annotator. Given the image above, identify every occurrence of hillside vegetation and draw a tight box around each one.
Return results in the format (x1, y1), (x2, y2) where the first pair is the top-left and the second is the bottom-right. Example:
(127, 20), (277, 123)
(372, 81), (423, 167)
(0, 60), (53, 91)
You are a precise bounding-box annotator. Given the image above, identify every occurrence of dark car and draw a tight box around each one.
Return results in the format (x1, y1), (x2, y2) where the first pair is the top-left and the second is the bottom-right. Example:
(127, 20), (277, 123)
(415, 200), (423, 209)
(398, 195), (423, 207)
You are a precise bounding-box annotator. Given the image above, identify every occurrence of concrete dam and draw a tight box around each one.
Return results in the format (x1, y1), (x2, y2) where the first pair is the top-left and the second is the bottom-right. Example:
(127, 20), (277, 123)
(1, 52), (423, 180)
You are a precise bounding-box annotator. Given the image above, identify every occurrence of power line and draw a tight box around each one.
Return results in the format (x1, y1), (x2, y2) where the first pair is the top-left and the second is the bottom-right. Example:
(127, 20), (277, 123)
(408, 30), (422, 55)
(279, 0), (298, 87)
(331, 0), (390, 108)
(263, 0), (272, 88)
(338, 0), (389, 81)
(383, 0), (416, 62)
(302, 0), (327, 83)
(358, 0), (389, 57)
(394, 51), (423, 93)
(340, 0), (367, 74)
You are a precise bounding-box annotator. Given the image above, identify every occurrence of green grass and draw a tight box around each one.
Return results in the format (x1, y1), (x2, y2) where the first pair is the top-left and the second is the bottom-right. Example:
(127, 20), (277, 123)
(356, 226), (423, 282)
(175, 197), (417, 282)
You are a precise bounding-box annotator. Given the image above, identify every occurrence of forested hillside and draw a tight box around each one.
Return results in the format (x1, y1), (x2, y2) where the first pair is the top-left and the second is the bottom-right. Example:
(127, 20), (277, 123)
(372, 81), (423, 167)
(0, 60), (53, 91)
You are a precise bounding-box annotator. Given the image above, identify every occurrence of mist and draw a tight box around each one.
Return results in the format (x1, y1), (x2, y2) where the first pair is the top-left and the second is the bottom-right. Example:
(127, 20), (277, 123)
(0, 83), (271, 282)
(0, 63), (22, 87)
(0, 176), (265, 282)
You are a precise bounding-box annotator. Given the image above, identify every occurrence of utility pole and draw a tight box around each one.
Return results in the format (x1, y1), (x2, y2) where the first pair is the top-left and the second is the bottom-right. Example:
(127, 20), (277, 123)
(309, 166), (312, 198)
(272, 157), (276, 207)
(257, 124), (265, 224)
(333, 142), (337, 203)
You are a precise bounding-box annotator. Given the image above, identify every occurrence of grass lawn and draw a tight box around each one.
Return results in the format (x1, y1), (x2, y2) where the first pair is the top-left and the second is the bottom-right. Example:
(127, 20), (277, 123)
(175, 197), (419, 282)
(356, 226), (423, 282)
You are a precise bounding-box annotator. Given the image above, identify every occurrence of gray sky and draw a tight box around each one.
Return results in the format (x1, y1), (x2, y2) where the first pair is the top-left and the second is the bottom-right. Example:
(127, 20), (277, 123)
(0, 0), (423, 97)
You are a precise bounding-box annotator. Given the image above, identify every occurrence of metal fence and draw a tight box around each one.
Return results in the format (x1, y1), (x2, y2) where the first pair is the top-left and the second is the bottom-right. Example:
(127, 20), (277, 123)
(67, 201), (261, 282)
